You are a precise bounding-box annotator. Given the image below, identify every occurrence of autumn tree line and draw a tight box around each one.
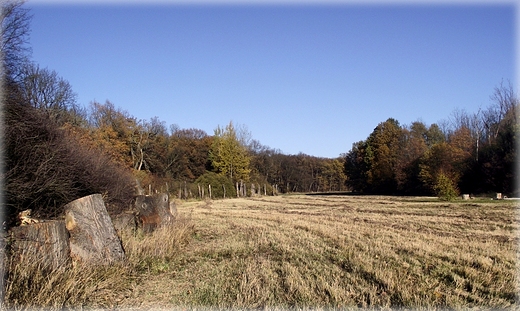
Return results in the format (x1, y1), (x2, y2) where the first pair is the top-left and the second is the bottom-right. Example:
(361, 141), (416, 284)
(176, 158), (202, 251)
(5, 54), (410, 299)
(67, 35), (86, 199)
(1, 1), (518, 228)
(344, 83), (518, 199)
(2, 1), (348, 228)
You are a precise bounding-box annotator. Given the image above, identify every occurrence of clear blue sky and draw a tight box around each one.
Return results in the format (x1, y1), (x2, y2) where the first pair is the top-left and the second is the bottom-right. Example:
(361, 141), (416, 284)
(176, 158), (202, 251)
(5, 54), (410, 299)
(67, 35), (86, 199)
(26, 1), (516, 158)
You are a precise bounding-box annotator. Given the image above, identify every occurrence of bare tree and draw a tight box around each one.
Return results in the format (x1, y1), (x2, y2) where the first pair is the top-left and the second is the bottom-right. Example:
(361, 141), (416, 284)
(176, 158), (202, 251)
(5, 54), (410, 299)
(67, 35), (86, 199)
(130, 120), (150, 171)
(19, 63), (78, 123)
(471, 108), (484, 161)
(1, 0), (31, 81)
(235, 122), (252, 147)
(485, 80), (518, 141)
(449, 108), (471, 133)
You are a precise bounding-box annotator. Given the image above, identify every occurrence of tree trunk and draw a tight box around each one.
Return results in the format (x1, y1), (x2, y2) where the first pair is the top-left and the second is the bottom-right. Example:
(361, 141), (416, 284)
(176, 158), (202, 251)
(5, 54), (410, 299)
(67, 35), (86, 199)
(137, 147), (144, 171)
(64, 194), (125, 265)
(9, 220), (71, 271)
(135, 178), (145, 195)
(135, 193), (174, 233)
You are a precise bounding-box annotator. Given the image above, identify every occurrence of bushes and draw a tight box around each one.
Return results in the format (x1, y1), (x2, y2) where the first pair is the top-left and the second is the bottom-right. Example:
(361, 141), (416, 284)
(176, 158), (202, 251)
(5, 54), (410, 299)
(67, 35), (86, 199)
(434, 172), (460, 201)
(195, 171), (236, 199)
(4, 98), (135, 228)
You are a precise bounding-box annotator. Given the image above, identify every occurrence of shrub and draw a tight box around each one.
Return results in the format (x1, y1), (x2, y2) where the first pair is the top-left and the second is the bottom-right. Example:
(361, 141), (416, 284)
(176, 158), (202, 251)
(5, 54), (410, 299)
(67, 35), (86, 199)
(195, 171), (235, 199)
(434, 172), (459, 201)
(4, 98), (135, 228)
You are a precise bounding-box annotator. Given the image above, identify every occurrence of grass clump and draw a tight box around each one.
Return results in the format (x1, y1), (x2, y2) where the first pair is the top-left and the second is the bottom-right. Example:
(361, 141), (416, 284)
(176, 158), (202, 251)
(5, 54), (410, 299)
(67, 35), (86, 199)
(122, 214), (195, 273)
(3, 251), (135, 309)
(3, 213), (195, 310)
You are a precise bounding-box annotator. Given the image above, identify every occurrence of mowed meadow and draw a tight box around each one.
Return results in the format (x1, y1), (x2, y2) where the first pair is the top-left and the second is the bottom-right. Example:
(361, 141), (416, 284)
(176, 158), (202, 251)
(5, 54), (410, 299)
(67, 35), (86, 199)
(5, 194), (518, 310)
(120, 194), (518, 310)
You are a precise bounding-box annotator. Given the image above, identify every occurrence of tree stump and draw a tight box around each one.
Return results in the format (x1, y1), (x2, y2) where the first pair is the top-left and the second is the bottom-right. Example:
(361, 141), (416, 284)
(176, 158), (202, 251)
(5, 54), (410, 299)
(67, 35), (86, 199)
(112, 211), (138, 235)
(8, 220), (71, 271)
(135, 193), (174, 232)
(64, 194), (125, 265)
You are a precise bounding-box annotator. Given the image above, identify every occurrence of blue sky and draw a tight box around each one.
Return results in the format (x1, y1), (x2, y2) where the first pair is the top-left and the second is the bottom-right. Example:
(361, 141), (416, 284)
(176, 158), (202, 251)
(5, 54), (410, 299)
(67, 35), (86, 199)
(26, 1), (516, 158)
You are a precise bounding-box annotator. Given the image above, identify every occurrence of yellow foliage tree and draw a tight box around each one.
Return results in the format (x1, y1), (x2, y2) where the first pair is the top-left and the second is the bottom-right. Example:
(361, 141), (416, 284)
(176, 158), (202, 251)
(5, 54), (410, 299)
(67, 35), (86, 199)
(209, 121), (251, 183)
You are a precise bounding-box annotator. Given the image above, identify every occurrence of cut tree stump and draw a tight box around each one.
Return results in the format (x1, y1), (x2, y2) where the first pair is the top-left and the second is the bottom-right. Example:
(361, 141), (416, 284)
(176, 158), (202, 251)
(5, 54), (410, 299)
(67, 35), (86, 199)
(64, 194), (125, 265)
(9, 220), (71, 271)
(135, 193), (174, 232)
(112, 211), (138, 235)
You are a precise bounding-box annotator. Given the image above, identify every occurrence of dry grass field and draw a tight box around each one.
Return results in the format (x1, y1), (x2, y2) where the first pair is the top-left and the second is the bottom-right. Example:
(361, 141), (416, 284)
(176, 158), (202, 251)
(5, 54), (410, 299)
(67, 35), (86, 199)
(5, 194), (519, 310)
(121, 194), (519, 310)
